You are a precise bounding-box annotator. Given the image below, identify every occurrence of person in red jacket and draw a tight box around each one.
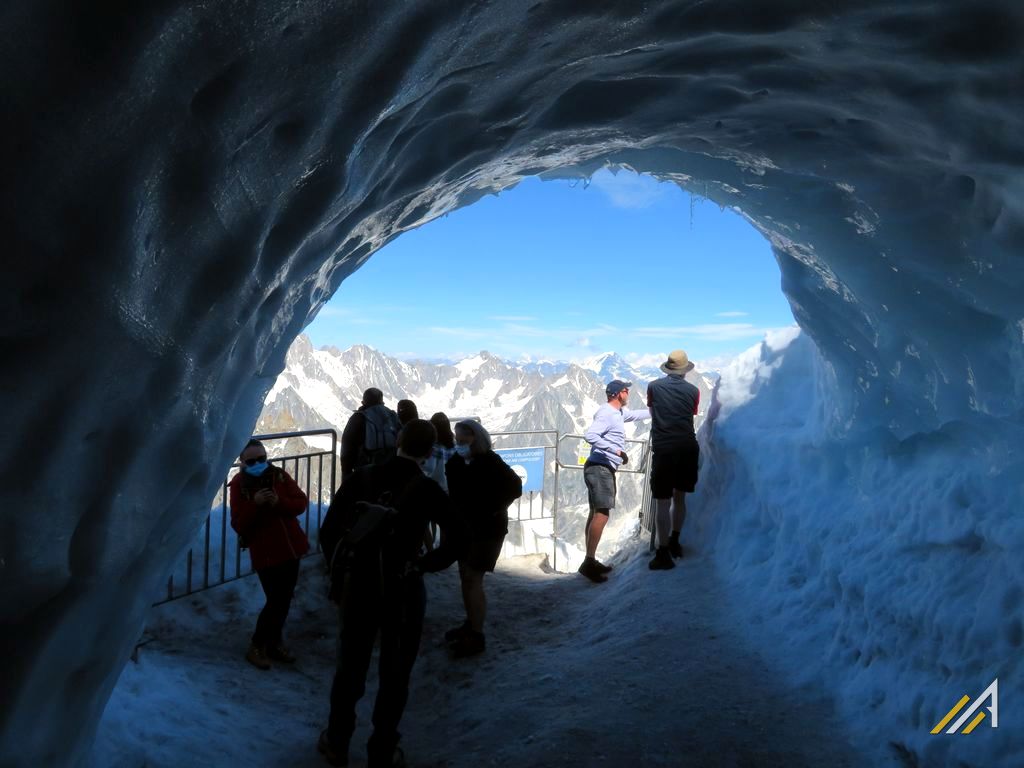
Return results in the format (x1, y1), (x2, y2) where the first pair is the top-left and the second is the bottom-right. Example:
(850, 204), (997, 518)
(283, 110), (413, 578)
(229, 439), (310, 669)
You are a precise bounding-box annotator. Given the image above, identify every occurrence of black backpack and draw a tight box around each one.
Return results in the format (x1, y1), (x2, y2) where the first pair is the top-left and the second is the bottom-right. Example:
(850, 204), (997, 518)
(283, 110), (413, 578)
(360, 405), (400, 467)
(324, 475), (418, 603)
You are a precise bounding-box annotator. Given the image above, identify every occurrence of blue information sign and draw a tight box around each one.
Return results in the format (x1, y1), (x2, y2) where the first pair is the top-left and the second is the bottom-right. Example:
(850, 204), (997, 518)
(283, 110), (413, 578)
(494, 447), (546, 493)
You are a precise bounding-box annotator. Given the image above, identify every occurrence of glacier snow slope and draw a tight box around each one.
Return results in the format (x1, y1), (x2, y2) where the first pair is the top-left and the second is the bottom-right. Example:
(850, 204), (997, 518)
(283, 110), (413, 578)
(694, 329), (1022, 767)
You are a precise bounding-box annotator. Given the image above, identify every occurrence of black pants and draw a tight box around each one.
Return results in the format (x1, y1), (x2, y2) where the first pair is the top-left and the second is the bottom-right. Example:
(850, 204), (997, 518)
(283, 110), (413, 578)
(328, 572), (426, 759)
(252, 558), (300, 648)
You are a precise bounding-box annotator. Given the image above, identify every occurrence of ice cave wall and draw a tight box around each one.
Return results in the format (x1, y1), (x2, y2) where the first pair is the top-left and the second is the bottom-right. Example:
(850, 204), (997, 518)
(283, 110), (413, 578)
(1, 1), (1022, 765)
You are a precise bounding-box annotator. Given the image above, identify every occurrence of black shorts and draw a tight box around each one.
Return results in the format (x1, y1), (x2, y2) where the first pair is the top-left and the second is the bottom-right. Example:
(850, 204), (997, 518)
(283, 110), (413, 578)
(460, 536), (505, 573)
(650, 442), (699, 498)
(583, 461), (616, 512)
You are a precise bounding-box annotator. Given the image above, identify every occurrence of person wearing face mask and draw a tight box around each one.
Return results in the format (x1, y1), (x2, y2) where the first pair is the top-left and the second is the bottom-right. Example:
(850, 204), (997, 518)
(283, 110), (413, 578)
(443, 419), (523, 657)
(419, 413), (456, 553)
(578, 379), (651, 583)
(228, 439), (310, 670)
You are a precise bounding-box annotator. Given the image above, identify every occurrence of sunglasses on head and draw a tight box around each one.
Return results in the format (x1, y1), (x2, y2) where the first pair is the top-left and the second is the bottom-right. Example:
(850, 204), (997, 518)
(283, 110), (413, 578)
(243, 455), (268, 467)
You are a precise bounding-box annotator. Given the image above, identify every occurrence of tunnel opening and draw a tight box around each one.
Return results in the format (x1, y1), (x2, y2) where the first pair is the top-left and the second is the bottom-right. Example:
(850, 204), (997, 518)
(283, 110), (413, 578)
(270, 167), (797, 565)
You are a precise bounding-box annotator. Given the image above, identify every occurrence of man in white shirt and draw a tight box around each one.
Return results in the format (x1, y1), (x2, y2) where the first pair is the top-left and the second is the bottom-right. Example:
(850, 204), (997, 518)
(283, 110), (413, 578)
(578, 379), (650, 583)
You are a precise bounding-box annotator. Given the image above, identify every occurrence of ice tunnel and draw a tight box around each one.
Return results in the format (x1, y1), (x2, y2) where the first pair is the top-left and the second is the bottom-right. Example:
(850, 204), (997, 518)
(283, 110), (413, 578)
(2, 1), (1022, 766)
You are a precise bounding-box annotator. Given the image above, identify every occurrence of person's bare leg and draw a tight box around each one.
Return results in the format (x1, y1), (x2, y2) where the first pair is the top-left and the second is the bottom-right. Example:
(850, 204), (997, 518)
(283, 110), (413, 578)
(461, 567), (487, 633)
(671, 490), (686, 534)
(585, 510), (609, 558)
(655, 498), (672, 547)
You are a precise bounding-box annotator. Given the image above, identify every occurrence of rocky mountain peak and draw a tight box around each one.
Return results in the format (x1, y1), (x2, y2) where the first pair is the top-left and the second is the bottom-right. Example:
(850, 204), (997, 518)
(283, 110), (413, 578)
(259, 335), (713, 441)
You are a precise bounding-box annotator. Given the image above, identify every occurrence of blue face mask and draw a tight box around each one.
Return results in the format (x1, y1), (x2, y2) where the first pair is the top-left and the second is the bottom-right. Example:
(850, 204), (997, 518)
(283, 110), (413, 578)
(244, 461), (269, 477)
(455, 444), (472, 459)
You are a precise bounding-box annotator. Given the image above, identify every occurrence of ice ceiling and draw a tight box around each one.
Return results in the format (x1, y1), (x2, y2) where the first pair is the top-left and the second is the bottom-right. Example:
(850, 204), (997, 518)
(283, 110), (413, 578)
(2, 1), (1022, 765)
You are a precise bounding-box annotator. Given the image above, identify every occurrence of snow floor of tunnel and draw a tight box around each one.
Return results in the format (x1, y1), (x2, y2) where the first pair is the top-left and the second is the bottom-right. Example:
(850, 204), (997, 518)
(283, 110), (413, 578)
(96, 545), (884, 768)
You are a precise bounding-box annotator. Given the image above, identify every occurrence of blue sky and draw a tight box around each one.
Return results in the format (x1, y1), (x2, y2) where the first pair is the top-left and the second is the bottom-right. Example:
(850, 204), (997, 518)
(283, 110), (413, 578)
(305, 169), (795, 367)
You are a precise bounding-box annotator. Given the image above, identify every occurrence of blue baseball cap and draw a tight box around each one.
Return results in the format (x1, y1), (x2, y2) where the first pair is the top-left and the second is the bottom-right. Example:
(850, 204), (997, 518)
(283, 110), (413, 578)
(605, 379), (632, 397)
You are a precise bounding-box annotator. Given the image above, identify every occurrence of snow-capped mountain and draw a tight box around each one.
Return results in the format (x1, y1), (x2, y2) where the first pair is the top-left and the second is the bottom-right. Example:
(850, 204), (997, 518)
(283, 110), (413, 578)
(578, 351), (663, 384)
(517, 359), (569, 378)
(257, 336), (715, 445)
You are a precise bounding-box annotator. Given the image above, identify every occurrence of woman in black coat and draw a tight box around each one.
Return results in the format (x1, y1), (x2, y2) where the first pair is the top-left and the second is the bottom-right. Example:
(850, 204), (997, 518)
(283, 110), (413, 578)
(444, 419), (522, 657)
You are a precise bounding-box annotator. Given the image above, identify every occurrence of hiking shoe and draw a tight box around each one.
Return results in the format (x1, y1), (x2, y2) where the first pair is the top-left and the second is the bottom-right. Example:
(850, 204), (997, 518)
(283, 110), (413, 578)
(577, 557), (608, 583)
(317, 729), (348, 767)
(649, 547), (676, 571)
(596, 559), (614, 573)
(668, 531), (683, 559)
(267, 644), (296, 663)
(245, 643), (271, 670)
(450, 630), (486, 658)
(367, 744), (406, 768)
(444, 622), (471, 643)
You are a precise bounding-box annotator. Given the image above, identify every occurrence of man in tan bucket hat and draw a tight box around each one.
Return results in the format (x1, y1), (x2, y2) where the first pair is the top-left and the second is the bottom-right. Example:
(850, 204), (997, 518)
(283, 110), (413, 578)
(645, 349), (701, 570)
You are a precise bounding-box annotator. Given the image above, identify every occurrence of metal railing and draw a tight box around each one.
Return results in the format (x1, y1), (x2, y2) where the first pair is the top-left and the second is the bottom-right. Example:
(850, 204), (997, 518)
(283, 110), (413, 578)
(555, 433), (651, 474)
(156, 428), (337, 605)
(491, 429), (561, 569)
(157, 424), (657, 603)
(556, 433), (656, 551)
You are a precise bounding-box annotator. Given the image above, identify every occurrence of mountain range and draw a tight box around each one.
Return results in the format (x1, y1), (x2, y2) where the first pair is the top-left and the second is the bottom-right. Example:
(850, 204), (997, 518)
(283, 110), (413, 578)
(244, 336), (718, 565)
(256, 336), (716, 449)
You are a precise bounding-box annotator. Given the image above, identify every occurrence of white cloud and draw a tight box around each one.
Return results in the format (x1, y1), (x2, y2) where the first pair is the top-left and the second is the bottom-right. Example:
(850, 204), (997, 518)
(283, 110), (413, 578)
(631, 323), (792, 341)
(588, 168), (670, 209)
(430, 322), (618, 348)
(716, 311), (748, 318)
(499, 323), (550, 337)
(427, 326), (488, 339)
(692, 352), (740, 372)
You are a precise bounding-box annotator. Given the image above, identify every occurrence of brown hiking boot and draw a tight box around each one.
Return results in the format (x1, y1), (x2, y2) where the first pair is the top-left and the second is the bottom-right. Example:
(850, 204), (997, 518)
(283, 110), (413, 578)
(444, 622), (471, 643)
(245, 643), (271, 670)
(318, 729), (348, 766)
(267, 644), (296, 663)
(450, 630), (486, 658)
(577, 557), (608, 583)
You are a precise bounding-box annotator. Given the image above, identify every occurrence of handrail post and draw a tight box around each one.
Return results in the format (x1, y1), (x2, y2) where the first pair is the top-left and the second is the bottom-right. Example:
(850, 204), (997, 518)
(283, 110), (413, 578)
(203, 514), (211, 590)
(551, 432), (559, 572)
(220, 477), (228, 584)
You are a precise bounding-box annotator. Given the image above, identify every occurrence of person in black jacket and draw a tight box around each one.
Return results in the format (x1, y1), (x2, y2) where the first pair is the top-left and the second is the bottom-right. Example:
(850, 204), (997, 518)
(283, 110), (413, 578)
(444, 419), (523, 657)
(318, 419), (462, 768)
